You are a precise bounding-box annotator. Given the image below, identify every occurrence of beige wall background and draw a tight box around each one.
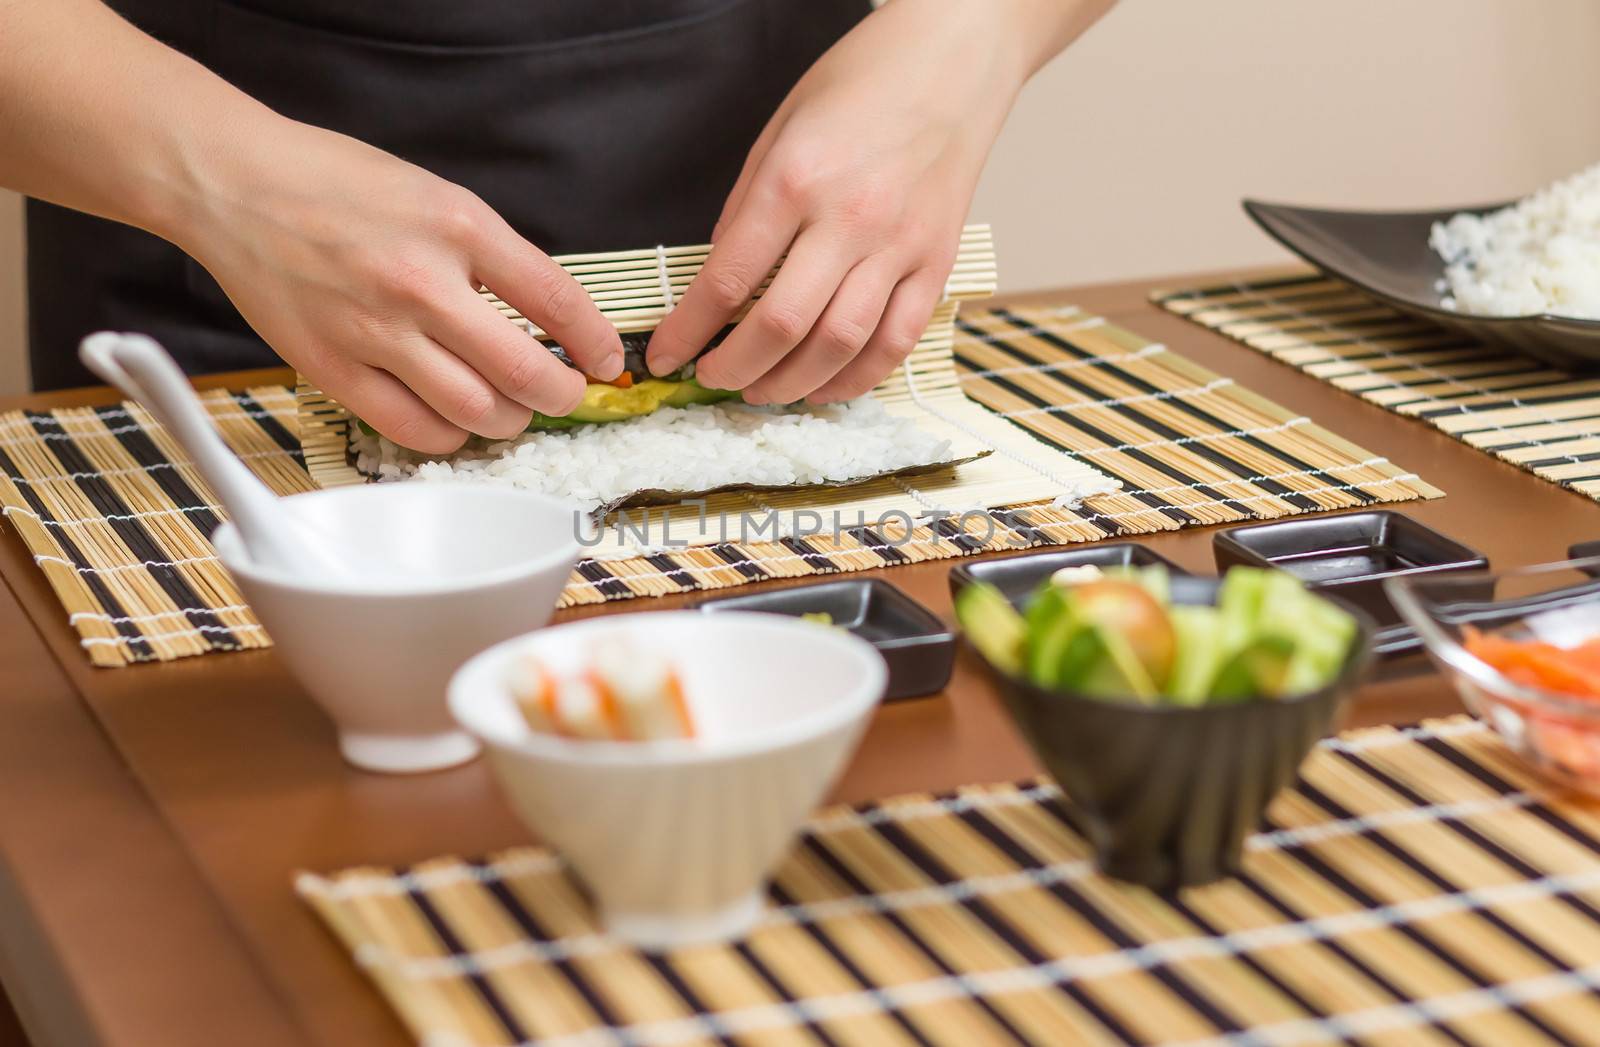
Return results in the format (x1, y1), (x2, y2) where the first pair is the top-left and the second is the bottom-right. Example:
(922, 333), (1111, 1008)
(2, 0), (1599, 396)
(973, 0), (1600, 295)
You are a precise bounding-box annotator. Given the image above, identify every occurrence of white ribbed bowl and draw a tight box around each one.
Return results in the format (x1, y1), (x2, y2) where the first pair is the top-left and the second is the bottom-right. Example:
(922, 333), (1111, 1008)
(214, 484), (582, 774)
(448, 610), (886, 949)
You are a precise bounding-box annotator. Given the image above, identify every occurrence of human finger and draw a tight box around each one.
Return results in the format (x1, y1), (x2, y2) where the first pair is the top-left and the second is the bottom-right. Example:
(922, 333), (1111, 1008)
(425, 286), (586, 417)
(645, 191), (799, 376)
(368, 331), (534, 440)
(470, 216), (622, 380)
(691, 226), (862, 392)
(806, 266), (946, 403)
(741, 254), (898, 404)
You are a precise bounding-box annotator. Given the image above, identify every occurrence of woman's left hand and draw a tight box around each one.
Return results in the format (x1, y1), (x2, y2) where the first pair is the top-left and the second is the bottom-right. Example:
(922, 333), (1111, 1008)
(646, 0), (1106, 404)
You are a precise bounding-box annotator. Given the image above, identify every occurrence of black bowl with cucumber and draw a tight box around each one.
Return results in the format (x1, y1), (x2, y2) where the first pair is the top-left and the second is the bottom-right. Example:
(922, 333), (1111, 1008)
(953, 561), (1374, 890)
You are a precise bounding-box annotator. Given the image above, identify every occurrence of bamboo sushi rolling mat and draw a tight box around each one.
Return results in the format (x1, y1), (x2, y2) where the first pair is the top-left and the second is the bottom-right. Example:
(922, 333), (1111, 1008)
(299, 715), (1600, 1047)
(0, 305), (1439, 667)
(1155, 271), (1600, 500)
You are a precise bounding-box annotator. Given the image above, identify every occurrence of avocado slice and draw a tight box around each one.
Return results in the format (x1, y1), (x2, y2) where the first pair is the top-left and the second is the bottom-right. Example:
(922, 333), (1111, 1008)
(564, 380), (678, 423)
(1069, 624), (1160, 702)
(1027, 602), (1085, 687)
(525, 378), (738, 428)
(1025, 581), (1070, 632)
(662, 380), (740, 409)
(955, 583), (1028, 677)
(1209, 633), (1297, 702)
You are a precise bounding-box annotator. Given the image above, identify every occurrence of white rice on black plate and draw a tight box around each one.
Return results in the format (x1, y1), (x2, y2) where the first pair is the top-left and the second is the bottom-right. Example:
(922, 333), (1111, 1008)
(1431, 161), (1600, 319)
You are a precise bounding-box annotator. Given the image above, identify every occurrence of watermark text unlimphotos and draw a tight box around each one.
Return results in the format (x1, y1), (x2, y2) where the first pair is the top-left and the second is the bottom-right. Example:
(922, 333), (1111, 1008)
(574, 500), (1019, 549)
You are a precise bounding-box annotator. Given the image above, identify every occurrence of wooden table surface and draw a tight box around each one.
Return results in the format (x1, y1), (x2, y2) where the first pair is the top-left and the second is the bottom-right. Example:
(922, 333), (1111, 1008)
(5, 272), (1600, 1047)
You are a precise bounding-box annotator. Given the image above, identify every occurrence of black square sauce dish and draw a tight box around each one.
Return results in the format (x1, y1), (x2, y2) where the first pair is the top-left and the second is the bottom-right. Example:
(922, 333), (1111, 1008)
(1214, 511), (1488, 624)
(695, 579), (954, 702)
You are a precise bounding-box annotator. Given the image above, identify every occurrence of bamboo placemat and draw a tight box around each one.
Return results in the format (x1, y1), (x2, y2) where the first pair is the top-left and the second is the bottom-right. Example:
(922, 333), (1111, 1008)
(0, 387), (311, 665)
(299, 715), (1600, 1047)
(1154, 271), (1600, 501)
(0, 306), (1439, 667)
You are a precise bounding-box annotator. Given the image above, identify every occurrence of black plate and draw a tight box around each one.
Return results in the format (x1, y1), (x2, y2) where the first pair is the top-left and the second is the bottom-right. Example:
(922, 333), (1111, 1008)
(694, 579), (953, 702)
(1244, 198), (1600, 368)
(1214, 511), (1488, 625)
(964, 575), (1374, 890)
(948, 544), (1190, 610)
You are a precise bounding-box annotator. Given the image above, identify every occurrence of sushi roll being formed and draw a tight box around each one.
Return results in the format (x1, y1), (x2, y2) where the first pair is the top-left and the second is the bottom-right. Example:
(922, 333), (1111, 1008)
(507, 639), (696, 742)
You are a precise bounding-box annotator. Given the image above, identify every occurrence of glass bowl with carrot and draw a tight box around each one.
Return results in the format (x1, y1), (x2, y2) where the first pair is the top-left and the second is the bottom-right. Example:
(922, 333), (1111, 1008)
(1387, 558), (1600, 792)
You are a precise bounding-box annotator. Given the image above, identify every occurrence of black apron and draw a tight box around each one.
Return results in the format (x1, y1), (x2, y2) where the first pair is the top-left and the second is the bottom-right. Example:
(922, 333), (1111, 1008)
(26, 0), (869, 390)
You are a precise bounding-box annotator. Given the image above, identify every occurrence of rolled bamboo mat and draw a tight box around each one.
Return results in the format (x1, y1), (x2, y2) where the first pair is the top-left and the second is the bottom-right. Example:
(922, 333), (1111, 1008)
(299, 715), (1600, 1047)
(0, 306), (1440, 666)
(479, 225), (999, 337)
(1155, 271), (1600, 501)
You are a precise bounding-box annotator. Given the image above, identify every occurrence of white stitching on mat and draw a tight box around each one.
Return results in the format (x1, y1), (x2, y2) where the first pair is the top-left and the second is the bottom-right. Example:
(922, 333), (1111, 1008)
(297, 852), (568, 902)
(1171, 966), (1600, 1047)
(1125, 458), (1393, 497)
(1220, 281), (1592, 470)
(1075, 475), (1419, 523)
(983, 378), (1236, 420)
(1322, 718), (1486, 751)
(33, 552), (221, 573)
(79, 622), (266, 645)
(954, 342), (1166, 380)
(654, 244), (676, 313)
(69, 604), (252, 624)
(3, 503), (221, 526)
(0, 403), (295, 436)
(6, 448), (294, 486)
(0, 398), (288, 423)
(1066, 419), (1314, 459)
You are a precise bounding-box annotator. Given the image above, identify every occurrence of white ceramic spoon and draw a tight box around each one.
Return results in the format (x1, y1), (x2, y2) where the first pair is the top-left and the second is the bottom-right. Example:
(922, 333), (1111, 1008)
(79, 332), (386, 581)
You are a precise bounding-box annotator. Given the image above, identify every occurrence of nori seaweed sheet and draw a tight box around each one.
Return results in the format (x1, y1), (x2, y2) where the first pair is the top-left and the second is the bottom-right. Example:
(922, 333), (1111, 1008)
(587, 449), (992, 517)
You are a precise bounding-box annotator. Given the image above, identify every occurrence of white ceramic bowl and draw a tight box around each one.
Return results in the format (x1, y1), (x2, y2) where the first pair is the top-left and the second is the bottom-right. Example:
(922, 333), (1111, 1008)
(448, 610), (886, 949)
(214, 484), (582, 773)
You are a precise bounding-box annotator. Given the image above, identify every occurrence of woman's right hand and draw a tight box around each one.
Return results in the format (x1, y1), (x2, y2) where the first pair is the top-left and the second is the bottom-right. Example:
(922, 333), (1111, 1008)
(174, 119), (622, 453)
